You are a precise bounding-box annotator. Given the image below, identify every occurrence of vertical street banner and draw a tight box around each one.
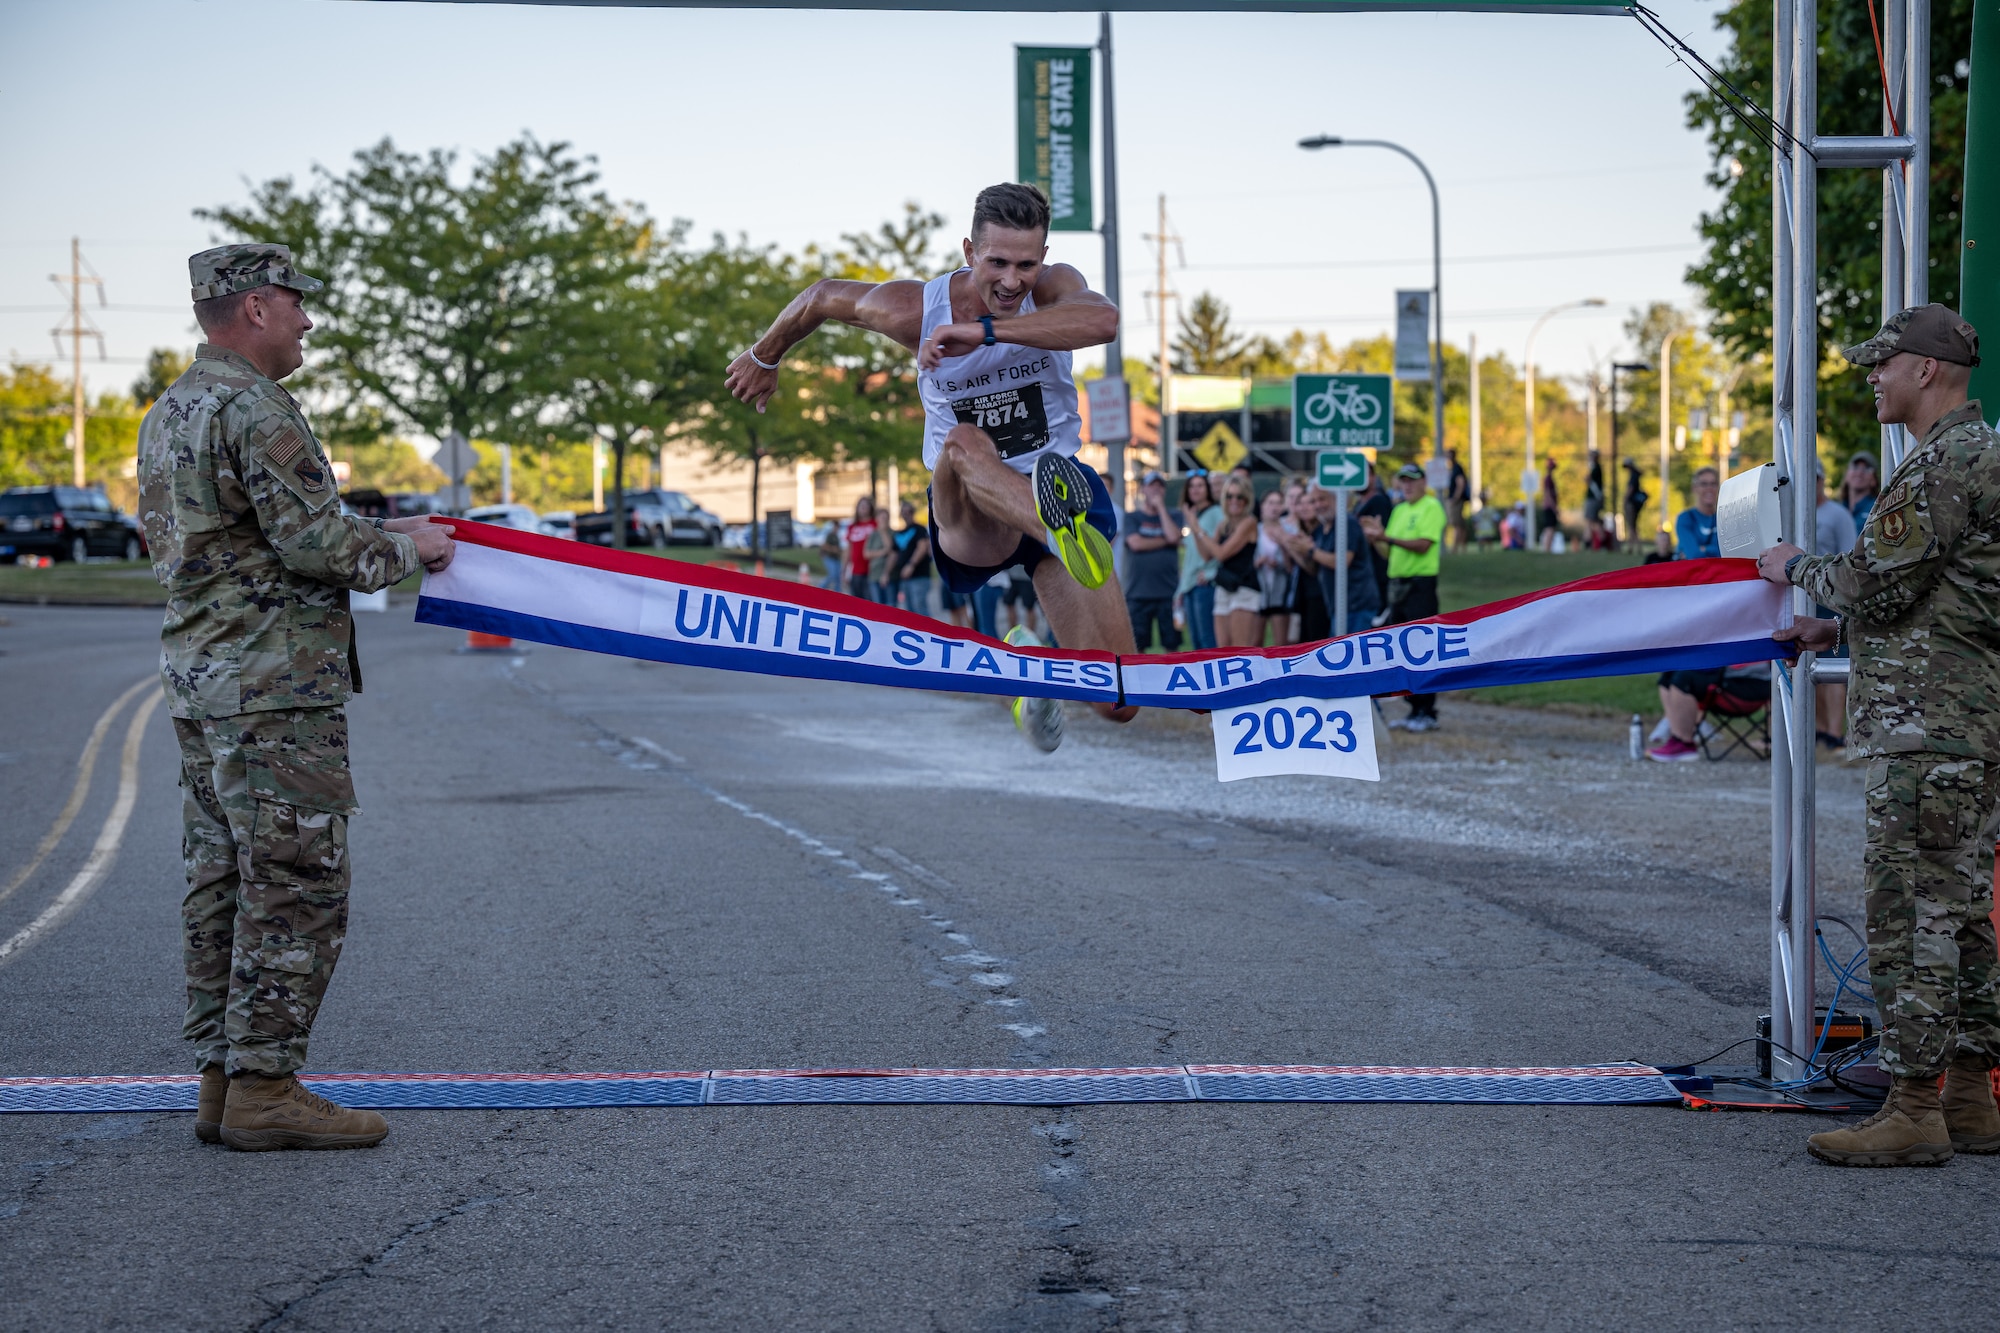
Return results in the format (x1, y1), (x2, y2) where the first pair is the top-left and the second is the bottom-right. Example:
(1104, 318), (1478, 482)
(1393, 289), (1432, 382)
(1016, 46), (1093, 232)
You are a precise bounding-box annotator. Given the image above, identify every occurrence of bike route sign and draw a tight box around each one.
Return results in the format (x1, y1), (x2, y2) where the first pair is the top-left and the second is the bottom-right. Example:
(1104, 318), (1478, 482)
(1292, 374), (1392, 452)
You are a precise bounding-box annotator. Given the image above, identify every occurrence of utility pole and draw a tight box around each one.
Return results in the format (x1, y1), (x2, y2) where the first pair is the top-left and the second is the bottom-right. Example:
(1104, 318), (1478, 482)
(1467, 332), (1481, 513)
(1144, 194), (1182, 471)
(1658, 330), (1674, 534)
(49, 237), (106, 489)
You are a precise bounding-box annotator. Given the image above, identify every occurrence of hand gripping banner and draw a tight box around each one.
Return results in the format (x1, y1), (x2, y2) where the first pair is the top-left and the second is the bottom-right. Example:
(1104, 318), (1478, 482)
(415, 520), (1790, 708)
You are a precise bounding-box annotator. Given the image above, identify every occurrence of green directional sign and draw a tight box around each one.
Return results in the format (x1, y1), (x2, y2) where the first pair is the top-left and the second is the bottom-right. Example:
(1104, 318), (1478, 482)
(1317, 450), (1370, 489)
(1293, 373), (1392, 452)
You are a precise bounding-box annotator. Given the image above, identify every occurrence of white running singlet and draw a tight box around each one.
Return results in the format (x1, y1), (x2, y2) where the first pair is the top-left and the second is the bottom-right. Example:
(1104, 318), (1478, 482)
(917, 268), (1081, 474)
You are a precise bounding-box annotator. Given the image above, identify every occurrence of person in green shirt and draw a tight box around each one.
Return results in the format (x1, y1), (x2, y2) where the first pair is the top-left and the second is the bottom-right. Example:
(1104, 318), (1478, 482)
(1360, 463), (1448, 730)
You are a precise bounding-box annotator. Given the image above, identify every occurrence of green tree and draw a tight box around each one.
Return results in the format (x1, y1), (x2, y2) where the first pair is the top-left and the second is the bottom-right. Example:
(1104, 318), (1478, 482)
(131, 348), (190, 407)
(339, 439), (446, 496)
(1171, 292), (1250, 374)
(829, 202), (954, 282)
(0, 364), (142, 505)
(1685, 2), (1972, 457)
(199, 135), (657, 453)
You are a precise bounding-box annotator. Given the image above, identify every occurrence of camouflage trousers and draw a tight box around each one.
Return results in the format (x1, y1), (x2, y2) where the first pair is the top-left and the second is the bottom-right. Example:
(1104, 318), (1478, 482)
(1862, 754), (2000, 1077)
(171, 707), (358, 1078)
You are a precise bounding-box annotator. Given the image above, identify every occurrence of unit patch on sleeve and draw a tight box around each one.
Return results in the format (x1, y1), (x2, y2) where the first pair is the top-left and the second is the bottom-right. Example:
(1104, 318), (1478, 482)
(261, 426), (333, 508)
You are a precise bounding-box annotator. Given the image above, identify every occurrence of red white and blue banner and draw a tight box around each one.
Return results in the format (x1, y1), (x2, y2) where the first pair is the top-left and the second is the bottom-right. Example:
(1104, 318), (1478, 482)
(415, 520), (1789, 708)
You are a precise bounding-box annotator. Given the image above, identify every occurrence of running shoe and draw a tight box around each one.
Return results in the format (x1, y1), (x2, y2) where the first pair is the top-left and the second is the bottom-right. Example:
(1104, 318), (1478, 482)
(1647, 736), (1701, 762)
(1005, 625), (1064, 753)
(1402, 714), (1438, 733)
(1031, 452), (1114, 590)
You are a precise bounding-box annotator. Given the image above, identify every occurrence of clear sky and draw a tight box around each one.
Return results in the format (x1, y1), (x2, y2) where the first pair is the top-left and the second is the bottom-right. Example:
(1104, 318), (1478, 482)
(1, 0), (1736, 401)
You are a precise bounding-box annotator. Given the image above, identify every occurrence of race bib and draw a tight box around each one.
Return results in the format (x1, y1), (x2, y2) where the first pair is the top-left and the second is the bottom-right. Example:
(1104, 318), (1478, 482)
(952, 383), (1051, 460)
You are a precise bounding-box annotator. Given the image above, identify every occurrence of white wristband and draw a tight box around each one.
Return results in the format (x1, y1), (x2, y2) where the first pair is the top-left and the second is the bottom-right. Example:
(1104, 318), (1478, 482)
(746, 346), (781, 371)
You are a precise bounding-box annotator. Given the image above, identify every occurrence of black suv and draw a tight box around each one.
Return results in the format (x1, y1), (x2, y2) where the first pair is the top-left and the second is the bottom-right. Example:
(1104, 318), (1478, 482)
(575, 490), (723, 547)
(1, 486), (144, 563)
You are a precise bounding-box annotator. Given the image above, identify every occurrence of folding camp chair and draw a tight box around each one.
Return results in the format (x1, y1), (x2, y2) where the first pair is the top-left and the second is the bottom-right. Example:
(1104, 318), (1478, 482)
(1697, 684), (1770, 762)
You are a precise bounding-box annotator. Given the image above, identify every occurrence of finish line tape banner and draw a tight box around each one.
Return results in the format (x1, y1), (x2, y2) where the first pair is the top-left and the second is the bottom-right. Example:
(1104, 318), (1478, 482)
(415, 520), (1789, 708)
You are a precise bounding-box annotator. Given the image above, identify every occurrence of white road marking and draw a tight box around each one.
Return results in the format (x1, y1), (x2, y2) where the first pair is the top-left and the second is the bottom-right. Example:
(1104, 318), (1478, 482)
(0, 690), (163, 967)
(0, 676), (153, 910)
(628, 736), (686, 766)
(661, 767), (1054, 1051)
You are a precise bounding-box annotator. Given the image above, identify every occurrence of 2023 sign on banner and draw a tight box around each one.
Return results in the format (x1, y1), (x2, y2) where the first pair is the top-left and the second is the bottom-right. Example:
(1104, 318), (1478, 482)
(1210, 696), (1380, 783)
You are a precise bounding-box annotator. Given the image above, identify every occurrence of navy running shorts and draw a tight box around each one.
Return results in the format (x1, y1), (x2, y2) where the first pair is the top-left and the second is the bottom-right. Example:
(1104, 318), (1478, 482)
(927, 459), (1118, 596)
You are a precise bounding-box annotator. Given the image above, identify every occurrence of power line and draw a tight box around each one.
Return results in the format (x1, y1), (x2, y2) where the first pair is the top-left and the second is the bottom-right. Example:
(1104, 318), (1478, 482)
(1128, 240), (1699, 278)
(0, 303), (187, 314)
(1219, 300), (1649, 330)
(1163, 160), (1703, 205)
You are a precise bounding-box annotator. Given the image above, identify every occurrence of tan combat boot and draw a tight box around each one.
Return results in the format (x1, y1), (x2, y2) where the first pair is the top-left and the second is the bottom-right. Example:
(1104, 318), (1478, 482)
(194, 1066), (229, 1145)
(1940, 1058), (2000, 1153)
(220, 1073), (389, 1152)
(1806, 1076), (1953, 1167)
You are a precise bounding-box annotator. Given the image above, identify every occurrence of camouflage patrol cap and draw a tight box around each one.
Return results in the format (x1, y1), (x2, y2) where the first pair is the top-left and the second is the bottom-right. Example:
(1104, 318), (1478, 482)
(1842, 303), (1981, 367)
(188, 244), (323, 302)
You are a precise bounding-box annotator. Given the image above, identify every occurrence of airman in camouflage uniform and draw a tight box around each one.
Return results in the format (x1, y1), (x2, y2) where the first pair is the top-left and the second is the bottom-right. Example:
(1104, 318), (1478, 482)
(139, 243), (452, 1151)
(1761, 303), (2000, 1165)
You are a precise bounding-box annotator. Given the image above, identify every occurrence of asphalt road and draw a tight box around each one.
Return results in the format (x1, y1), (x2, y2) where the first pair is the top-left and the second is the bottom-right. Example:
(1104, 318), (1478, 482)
(0, 599), (1993, 1331)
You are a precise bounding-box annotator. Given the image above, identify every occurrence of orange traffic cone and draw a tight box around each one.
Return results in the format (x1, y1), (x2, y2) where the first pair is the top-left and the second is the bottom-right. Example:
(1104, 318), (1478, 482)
(462, 630), (515, 652)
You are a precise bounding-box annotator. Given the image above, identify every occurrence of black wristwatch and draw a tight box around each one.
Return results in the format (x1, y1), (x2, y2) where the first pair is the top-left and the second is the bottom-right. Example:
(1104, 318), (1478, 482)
(1784, 553), (1806, 584)
(978, 315), (996, 346)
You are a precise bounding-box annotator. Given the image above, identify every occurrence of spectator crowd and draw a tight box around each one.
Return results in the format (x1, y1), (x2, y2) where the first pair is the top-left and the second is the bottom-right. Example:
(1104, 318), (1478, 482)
(806, 458), (1457, 731)
(1116, 459), (1448, 731)
(1643, 447), (1880, 762)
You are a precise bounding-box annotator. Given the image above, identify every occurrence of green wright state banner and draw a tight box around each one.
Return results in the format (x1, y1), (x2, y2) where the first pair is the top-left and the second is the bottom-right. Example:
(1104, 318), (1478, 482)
(1015, 46), (1093, 232)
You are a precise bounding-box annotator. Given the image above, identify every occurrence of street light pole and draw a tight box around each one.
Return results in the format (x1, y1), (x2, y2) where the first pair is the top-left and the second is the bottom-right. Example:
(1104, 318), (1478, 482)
(1608, 361), (1650, 548)
(1299, 135), (1443, 462)
(1522, 298), (1605, 548)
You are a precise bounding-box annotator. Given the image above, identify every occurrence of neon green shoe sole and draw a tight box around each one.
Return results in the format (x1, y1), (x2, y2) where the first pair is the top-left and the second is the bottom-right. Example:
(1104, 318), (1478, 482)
(1032, 453), (1113, 590)
(1005, 626), (1063, 752)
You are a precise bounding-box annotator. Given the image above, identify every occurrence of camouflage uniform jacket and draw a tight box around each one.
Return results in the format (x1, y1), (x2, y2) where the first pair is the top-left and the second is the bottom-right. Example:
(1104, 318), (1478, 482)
(138, 344), (421, 720)
(1795, 400), (2000, 758)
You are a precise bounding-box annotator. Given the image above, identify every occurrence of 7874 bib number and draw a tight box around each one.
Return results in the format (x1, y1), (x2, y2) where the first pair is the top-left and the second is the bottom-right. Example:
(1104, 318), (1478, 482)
(951, 384), (1051, 460)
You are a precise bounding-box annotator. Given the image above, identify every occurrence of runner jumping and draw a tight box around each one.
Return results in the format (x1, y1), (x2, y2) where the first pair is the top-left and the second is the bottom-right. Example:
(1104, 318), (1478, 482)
(725, 183), (1137, 749)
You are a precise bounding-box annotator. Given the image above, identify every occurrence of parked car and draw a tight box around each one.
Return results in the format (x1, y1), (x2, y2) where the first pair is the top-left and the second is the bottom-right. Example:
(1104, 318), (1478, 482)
(115, 510), (149, 559)
(464, 503), (541, 531)
(575, 490), (723, 548)
(0, 486), (142, 563)
(340, 489), (445, 521)
(537, 510), (577, 540)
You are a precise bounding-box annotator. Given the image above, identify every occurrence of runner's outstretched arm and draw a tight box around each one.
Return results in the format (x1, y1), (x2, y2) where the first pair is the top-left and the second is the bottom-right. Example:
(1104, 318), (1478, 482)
(918, 264), (1117, 370)
(724, 279), (925, 413)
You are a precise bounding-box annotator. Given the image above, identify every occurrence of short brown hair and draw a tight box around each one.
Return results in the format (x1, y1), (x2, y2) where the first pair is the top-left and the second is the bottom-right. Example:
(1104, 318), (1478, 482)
(972, 183), (1050, 242)
(193, 290), (251, 335)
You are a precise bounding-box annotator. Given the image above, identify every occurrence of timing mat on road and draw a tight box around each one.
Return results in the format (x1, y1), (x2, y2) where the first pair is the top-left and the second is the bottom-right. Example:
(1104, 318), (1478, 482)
(0, 1063), (1682, 1113)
